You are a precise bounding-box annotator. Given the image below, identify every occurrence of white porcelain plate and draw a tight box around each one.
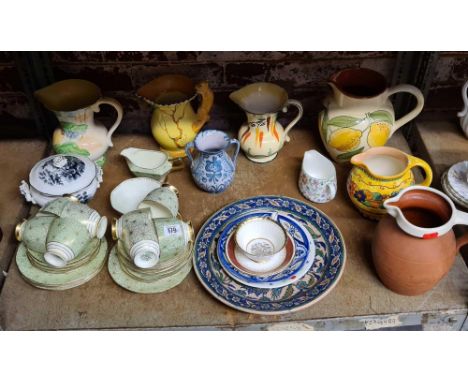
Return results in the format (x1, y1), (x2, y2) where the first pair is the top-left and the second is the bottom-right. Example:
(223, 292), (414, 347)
(447, 161), (468, 201)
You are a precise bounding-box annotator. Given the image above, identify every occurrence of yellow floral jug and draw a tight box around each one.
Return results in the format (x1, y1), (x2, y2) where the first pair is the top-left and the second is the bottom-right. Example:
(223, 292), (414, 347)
(319, 68), (424, 162)
(137, 74), (214, 159)
(347, 147), (433, 220)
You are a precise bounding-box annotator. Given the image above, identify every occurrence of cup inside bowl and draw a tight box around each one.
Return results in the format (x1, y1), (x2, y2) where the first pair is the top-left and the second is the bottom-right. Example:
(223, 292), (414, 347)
(235, 218), (287, 262)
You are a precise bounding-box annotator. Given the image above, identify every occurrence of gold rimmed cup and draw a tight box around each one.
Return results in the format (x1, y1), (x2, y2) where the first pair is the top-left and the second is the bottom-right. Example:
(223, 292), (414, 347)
(234, 217), (287, 263)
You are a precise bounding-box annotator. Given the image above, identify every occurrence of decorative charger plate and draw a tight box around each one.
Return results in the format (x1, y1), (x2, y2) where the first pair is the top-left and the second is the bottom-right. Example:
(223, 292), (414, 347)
(193, 196), (346, 315)
(217, 210), (315, 288)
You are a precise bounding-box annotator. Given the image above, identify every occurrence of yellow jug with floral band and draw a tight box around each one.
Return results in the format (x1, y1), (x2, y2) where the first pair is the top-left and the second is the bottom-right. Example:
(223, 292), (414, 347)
(347, 146), (433, 220)
(319, 68), (424, 163)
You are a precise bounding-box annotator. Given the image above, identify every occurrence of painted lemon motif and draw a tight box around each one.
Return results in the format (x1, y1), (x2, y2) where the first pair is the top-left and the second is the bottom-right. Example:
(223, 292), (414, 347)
(367, 122), (391, 147)
(328, 128), (362, 152)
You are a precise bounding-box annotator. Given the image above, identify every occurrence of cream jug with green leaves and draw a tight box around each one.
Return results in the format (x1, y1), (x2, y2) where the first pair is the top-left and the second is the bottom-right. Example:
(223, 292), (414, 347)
(319, 68), (424, 162)
(35, 79), (123, 167)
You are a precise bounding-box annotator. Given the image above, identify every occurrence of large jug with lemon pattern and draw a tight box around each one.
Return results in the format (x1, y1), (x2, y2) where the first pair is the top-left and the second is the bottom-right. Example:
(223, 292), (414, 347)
(319, 68), (424, 163)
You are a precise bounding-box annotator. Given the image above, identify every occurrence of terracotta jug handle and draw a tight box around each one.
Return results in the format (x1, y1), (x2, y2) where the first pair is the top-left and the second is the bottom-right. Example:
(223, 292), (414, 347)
(407, 155), (433, 187)
(282, 99), (303, 142)
(193, 82), (214, 133)
(386, 84), (424, 132)
(92, 97), (124, 147)
(456, 231), (468, 253)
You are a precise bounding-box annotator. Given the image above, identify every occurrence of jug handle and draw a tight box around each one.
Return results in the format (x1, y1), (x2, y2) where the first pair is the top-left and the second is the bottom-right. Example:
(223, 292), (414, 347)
(185, 141), (195, 165)
(282, 99), (304, 142)
(91, 97), (124, 147)
(386, 84), (424, 132)
(193, 82), (214, 134)
(228, 138), (240, 165)
(326, 182), (337, 199)
(407, 155), (433, 187)
(457, 80), (468, 118)
(456, 231), (468, 253)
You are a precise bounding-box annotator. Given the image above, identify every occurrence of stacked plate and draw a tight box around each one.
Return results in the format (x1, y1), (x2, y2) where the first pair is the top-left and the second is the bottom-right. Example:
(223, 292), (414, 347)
(108, 239), (193, 294)
(16, 238), (108, 291)
(192, 196), (346, 315)
(108, 177), (193, 293)
(441, 161), (468, 209)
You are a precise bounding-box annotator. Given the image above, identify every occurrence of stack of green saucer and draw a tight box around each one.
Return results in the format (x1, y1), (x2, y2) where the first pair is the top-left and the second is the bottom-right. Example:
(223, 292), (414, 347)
(107, 239), (193, 294)
(16, 239), (108, 291)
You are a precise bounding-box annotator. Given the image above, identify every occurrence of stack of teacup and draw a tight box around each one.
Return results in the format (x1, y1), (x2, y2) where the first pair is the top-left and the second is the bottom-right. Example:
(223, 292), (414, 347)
(108, 183), (194, 293)
(15, 197), (108, 290)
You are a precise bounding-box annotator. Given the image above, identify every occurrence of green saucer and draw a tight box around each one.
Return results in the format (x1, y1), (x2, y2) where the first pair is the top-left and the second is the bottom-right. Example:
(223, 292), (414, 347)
(16, 239), (108, 290)
(107, 245), (192, 294)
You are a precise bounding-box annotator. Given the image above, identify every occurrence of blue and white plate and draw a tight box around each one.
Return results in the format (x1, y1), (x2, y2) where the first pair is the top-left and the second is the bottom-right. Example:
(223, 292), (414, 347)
(193, 195), (346, 315)
(217, 211), (315, 288)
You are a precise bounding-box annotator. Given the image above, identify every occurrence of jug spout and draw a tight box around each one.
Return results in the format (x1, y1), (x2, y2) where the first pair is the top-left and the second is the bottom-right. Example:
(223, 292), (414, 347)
(120, 147), (137, 162)
(383, 200), (402, 219)
(327, 81), (345, 108)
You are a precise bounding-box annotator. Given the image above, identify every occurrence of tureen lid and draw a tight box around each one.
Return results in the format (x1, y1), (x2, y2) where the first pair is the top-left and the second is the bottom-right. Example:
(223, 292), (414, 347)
(29, 154), (97, 196)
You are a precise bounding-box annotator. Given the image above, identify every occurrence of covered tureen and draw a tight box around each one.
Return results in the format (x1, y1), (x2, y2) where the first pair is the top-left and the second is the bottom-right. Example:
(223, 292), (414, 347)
(20, 154), (103, 206)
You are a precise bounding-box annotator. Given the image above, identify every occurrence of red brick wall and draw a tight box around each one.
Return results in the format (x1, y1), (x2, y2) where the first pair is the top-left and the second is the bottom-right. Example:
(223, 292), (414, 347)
(1, 51), (466, 138)
(49, 51), (397, 134)
(426, 52), (468, 114)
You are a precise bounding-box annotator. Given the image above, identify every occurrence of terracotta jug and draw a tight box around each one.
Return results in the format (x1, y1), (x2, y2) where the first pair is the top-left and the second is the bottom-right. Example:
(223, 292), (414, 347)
(319, 68), (424, 162)
(35, 79), (123, 167)
(347, 147), (432, 220)
(137, 74), (214, 159)
(372, 187), (468, 296)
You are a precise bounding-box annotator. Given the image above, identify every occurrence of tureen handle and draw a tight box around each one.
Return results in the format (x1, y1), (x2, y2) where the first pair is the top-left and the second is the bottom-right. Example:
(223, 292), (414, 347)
(19, 181), (36, 204)
(96, 166), (104, 186)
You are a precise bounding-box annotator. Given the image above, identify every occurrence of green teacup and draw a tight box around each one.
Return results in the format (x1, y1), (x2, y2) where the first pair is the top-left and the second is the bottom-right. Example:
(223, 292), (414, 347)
(113, 209), (160, 269)
(16, 215), (56, 253)
(40, 197), (107, 238)
(152, 217), (193, 260)
(138, 184), (179, 218)
(44, 217), (92, 268)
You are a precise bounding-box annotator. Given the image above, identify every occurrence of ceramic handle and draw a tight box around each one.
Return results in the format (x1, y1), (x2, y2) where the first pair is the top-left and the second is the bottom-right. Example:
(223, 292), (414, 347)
(92, 97), (124, 147)
(457, 80), (468, 118)
(193, 82), (214, 133)
(229, 138), (240, 165)
(386, 84), (424, 132)
(456, 231), (468, 253)
(326, 182), (337, 199)
(454, 209), (468, 227)
(185, 141), (195, 165)
(282, 99), (303, 142)
(19, 181), (36, 204)
(407, 155), (433, 187)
